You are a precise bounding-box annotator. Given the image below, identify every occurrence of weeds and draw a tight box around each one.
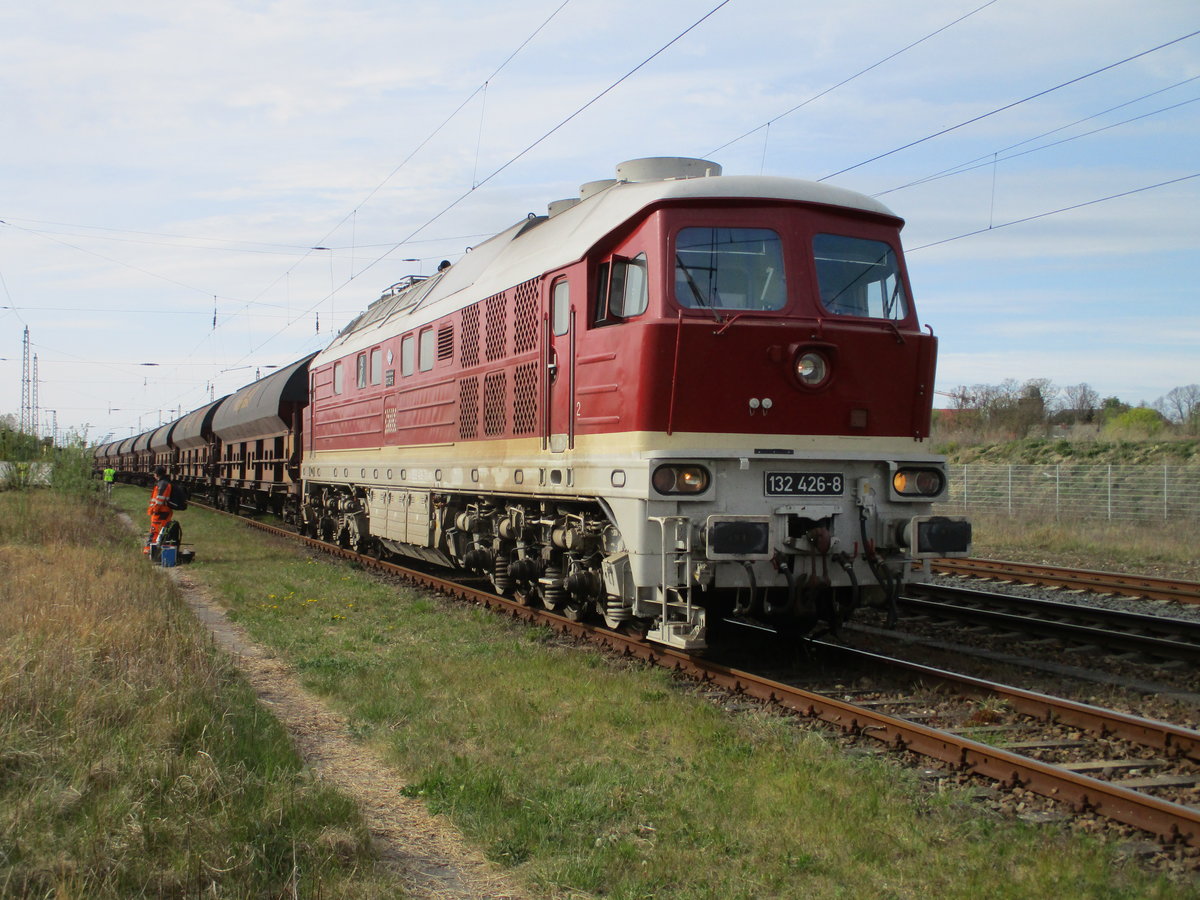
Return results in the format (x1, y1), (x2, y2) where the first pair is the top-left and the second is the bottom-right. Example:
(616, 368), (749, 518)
(967, 513), (1200, 580)
(0, 491), (399, 898)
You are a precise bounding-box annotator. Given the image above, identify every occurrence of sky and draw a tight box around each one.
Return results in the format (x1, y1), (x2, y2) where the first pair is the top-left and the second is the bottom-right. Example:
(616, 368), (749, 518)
(1, 0), (1197, 444)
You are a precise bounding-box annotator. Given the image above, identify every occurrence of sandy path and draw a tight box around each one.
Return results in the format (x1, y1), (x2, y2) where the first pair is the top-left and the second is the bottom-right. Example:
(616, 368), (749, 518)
(164, 562), (532, 900)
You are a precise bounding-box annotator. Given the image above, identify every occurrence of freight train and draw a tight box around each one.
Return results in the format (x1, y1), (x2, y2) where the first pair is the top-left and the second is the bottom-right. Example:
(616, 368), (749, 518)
(94, 157), (970, 650)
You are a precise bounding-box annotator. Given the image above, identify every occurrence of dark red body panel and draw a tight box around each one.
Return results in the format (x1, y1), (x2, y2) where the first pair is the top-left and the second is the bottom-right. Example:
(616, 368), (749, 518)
(308, 199), (936, 452)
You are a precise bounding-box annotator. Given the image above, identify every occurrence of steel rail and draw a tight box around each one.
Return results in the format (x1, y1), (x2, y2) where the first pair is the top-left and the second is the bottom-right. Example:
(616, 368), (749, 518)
(208, 509), (1200, 847)
(909, 582), (1200, 642)
(932, 558), (1200, 605)
(900, 586), (1200, 664)
(809, 642), (1200, 762)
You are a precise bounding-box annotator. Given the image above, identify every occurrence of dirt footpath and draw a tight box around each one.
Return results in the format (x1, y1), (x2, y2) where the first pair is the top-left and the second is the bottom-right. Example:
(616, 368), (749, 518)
(167, 565), (531, 900)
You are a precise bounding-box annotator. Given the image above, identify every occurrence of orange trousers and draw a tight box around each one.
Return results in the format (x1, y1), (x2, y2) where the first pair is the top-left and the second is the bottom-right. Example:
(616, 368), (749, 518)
(148, 507), (173, 545)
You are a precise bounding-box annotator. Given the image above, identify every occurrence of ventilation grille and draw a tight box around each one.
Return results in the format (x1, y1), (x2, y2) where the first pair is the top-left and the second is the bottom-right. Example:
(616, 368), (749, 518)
(513, 278), (539, 355)
(461, 304), (480, 368)
(513, 362), (538, 435)
(437, 325), (454, 360)
(383, 396), (398, 435)
(458, 377), (479, 440)
(483, 372), (507, 436)
(485, 292), (507, 362)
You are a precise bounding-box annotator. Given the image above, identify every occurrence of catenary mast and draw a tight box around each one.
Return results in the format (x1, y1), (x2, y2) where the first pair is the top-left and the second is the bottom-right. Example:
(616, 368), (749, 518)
(19, 326), (31, 434)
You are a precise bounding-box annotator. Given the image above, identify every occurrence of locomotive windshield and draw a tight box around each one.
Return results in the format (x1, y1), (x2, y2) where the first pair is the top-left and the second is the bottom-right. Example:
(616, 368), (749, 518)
(674, 227), (787, 311)
(813, 234), (908, 320)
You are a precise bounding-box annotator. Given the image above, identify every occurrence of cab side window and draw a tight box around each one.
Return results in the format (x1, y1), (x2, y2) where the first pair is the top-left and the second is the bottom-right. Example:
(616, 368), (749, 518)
(552, 279), (570, 336)
(593, 253), (648, 326)
(401, 335), (415, 376)
(418, 328), (435, 372)
(370, 347), (383, 385)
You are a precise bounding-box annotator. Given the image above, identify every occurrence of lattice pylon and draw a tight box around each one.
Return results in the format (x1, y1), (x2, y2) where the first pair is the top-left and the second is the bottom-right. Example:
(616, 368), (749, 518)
(19, 326), (31, 434)
(31, 354), (39, 439)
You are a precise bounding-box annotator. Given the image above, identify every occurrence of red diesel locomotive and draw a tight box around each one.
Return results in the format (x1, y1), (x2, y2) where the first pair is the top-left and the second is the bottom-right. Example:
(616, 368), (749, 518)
(97, 157), (969, 649)
(298, 157), (970, 648)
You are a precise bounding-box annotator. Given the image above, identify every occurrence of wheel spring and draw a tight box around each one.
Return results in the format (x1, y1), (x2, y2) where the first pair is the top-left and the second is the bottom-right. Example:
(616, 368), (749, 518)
(604, 597), (632, 623)
(493, 557), (512, 594)
(542, 565), (565, 607)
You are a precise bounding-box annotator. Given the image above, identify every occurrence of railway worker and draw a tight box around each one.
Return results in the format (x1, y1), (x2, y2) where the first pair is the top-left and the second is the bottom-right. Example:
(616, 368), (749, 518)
(145, 466), (174, 555)
(102, 465), (116, 497)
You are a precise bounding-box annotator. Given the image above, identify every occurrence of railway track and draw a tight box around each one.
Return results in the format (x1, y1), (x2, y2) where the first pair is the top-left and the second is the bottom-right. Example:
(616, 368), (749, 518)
(203, 506), (1200, 849)
(806, 643), (1200, 844)
(932, 558), (1200, 605)
(901, 582), (1200, 665)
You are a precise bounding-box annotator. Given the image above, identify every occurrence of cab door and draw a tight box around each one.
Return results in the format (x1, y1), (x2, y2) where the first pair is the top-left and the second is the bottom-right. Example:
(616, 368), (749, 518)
(544, 275), (574, 452)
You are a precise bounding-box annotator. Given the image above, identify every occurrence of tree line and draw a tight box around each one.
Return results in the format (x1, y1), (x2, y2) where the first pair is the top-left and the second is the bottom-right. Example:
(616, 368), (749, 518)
(937, 381), (1200, 440)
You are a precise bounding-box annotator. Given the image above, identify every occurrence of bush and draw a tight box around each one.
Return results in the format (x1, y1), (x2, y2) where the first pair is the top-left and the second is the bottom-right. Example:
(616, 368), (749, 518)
(49, 440), (99, 499)
(1104, 408), (1166, 439)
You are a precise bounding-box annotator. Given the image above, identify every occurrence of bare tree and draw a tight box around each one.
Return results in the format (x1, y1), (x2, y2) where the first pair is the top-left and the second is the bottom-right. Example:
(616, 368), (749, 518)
(945, 385), (977, 410)
(1155, 384), (1200, 429)
(1010, 379), (1055, 435)
(1062, 383), (1100, 424)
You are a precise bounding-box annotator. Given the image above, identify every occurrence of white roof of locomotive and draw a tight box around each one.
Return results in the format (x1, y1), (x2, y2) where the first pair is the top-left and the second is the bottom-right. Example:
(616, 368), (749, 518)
(315, 162), (900, 365)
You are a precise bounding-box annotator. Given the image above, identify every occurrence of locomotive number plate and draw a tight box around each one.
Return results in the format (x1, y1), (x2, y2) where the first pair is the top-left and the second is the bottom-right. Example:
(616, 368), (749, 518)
(764, 472), (844, 496)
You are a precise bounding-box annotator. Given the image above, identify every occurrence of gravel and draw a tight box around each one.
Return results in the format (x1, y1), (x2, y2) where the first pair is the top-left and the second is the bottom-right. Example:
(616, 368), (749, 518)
(928, 571), (1200, 624)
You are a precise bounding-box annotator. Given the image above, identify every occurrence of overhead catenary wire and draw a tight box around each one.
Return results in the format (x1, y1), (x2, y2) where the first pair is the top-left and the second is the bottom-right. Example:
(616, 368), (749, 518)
(706, 0), (1000, 159)
(234, 0), (577, 318)
(238, 0), (739, 368)
(365, 0), (737, 270)
(820, 28), (1200, 182)
(0, 217), (494, 254)
(7, 6), (1196, 435)
(1, 218), (236, 304)
(907, 173), (1200, 253)
(87, 0), (585, 434)
(875, 77), (1200, 197)
(181, 0), (579, 382)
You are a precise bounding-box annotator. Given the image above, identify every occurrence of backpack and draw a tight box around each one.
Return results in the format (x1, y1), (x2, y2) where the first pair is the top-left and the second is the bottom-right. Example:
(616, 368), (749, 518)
(159, 519), (182, 546)
(166, 483), (189, 511)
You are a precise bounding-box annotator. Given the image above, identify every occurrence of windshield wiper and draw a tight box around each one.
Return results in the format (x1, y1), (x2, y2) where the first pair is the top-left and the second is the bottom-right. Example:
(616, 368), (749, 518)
(674, 255), (722, 323)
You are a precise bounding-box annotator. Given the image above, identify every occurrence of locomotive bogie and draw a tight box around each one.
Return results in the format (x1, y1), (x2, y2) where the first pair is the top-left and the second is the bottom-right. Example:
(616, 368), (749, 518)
(297, 423), (967, 648)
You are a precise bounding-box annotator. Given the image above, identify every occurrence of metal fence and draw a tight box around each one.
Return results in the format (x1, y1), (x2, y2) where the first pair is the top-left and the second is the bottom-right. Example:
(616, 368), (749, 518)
(938, 464), (1200, 522)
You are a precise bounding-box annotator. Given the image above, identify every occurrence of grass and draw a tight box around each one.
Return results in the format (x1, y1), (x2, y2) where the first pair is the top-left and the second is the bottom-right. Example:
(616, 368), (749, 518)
(107, 485), (1193, 899)
(0, 489), (404, 898)
(966, 513), (1200, 581)
(935, 436), (1200, 466)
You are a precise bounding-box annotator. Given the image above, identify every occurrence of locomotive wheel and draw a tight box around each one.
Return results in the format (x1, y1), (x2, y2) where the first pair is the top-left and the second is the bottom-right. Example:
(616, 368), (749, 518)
(561, 601), (588, 622)
(619, 618), (652, 642)
(512, 581), (538, 607)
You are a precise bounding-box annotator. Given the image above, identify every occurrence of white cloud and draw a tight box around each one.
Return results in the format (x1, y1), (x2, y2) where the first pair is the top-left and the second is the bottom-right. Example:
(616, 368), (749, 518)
(1, 0), (1198, 435)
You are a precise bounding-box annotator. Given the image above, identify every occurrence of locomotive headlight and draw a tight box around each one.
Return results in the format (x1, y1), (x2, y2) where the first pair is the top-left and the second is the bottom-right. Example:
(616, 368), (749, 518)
(892, 467), (945, 497)
(795, 351), (829, 387)
(652, 464), (711, 495)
